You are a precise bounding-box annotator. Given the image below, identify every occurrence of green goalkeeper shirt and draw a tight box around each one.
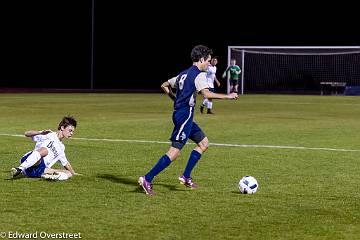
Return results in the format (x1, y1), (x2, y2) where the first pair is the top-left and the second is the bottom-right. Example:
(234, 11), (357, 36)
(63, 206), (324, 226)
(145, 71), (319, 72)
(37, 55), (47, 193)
(227, 65), (241, 80)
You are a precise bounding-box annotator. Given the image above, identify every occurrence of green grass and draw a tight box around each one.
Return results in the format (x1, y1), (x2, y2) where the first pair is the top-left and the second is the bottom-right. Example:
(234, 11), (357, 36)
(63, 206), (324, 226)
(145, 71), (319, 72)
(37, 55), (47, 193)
(1, 93), (360, 239)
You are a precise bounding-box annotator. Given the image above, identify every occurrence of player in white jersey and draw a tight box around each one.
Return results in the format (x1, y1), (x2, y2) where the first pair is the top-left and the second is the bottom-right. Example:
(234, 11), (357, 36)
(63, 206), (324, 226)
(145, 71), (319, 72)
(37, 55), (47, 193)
(10, 116), (78, 181)
(200, 56), (221, 114)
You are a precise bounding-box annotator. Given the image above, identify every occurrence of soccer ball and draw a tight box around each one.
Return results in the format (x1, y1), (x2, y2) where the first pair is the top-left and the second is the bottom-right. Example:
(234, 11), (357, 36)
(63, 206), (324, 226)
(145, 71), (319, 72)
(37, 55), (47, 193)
(238, 176), (259, 194)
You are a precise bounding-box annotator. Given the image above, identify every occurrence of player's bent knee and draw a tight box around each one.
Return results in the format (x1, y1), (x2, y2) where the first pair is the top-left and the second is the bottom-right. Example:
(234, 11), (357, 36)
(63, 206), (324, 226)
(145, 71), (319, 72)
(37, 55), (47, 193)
(199, 144), (208, 152)
(167, 147), (181, 161)
(198, 137), (209, 152)
(38, 147), (49, 157)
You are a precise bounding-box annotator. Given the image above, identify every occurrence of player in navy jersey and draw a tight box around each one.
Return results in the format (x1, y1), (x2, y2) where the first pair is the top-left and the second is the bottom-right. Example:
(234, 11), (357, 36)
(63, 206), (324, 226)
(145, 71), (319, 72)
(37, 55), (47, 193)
(138, 45), (238, 195)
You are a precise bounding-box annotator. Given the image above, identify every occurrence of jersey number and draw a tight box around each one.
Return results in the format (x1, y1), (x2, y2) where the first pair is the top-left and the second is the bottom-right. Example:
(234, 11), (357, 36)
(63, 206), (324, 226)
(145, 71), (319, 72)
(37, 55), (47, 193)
(178, 74), (187, 90)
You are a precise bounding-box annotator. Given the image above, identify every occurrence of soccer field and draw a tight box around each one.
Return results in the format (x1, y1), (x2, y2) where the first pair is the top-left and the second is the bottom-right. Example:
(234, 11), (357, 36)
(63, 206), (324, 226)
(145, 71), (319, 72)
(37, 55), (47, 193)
(1, 93), (360, 240)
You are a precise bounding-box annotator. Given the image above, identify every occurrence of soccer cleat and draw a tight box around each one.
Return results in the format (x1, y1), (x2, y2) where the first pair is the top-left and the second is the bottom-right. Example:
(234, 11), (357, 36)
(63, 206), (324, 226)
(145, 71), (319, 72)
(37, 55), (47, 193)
(178, 175), (198, 189)
(10, 167), (22, 178)
(207, 109), (214, 114)
(200, 105), (204, 114)
(42, 172), (61, 181)
(138, 176), (154, 195)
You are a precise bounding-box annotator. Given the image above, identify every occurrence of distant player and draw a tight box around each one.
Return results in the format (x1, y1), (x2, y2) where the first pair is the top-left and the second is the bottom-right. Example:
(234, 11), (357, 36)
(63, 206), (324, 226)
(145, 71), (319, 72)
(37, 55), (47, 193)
(222, 58), (241, 93)
(138, 45), (238, 195)
(200, 56), (221, 114)
(10, 116), (79, 181)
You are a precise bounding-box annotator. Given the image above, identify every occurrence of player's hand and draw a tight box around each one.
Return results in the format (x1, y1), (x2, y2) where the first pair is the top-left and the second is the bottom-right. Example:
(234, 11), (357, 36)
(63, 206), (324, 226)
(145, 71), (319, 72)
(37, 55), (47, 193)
(227, 92), (238, 100)
(217, 82), (221, 87)
(222, 73), (226, 79)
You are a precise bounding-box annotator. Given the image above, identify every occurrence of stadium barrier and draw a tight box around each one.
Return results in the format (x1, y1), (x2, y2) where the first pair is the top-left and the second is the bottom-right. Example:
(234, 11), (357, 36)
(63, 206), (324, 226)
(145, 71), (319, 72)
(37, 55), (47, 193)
(344, 86), (360, 96)
(320, 82), (346, 95)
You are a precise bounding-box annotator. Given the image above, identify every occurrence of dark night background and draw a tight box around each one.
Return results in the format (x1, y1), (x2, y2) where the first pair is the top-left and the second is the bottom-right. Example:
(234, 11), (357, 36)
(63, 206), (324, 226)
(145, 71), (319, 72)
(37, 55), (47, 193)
(2, 1), (359, 92)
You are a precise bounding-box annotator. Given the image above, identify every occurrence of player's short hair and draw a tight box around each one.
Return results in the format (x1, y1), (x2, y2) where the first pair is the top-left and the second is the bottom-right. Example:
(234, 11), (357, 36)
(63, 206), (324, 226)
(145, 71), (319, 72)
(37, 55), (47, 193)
(58, 116), (77, 130)
(212, 56), (219, 60)
(191, 45), (213, 62)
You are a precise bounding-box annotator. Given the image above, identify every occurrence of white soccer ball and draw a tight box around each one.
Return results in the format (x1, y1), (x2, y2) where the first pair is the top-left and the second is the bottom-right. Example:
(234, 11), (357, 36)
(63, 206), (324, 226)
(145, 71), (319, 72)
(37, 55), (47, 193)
(238, 176), (259, 194)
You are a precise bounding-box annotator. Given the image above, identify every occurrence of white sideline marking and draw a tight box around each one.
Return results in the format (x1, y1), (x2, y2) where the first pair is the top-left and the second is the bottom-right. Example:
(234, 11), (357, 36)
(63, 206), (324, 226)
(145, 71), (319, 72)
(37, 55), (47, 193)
(0, 133), (359, 152)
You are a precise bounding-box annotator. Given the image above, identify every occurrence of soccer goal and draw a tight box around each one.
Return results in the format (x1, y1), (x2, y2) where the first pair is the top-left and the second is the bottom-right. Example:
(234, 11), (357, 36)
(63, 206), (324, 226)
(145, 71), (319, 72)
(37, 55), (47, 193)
(227, 46), (360, 94)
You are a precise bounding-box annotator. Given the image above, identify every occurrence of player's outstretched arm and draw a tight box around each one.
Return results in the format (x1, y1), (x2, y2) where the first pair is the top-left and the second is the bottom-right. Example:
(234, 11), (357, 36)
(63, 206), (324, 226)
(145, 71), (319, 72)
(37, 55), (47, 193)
(24, 129), (52, 137)
(161, 81), (176, 101)
(222, 66), (230, 78)
(201, 88), (238, 100)
(64, 162), (76, 176)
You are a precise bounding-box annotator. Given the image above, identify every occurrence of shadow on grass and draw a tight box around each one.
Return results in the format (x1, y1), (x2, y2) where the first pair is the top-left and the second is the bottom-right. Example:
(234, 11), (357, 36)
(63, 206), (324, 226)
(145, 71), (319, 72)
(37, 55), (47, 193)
(3, 171), (47, 181)
(231, 190), (242, 195)
(96, 174), (186, 193)
(4, 177), (42, 181)
(96, 174), (144, 194)
(97, 174), (139, 186)
(3, 171), (26, 181)
(156, 183), (186, 192)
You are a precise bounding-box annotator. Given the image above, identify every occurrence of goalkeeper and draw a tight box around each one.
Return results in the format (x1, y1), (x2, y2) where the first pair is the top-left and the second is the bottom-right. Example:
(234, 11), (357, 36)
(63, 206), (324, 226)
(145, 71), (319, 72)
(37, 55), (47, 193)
(222, 58), (241, 93)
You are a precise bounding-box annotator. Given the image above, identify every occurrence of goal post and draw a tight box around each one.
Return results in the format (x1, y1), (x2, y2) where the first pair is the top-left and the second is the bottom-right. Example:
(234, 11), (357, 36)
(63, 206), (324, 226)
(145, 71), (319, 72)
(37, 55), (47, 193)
(226, 46), (360, 94)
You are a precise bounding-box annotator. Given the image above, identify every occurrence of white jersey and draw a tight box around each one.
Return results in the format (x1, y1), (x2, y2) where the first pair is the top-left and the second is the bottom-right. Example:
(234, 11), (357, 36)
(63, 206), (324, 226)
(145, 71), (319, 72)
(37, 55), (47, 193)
(32, 132), (69, 168)
(206, 65), (217, 88)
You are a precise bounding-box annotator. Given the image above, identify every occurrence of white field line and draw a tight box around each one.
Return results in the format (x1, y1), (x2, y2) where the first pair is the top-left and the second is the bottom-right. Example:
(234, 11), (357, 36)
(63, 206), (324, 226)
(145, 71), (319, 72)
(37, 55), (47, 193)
(1, 133), (359, 152)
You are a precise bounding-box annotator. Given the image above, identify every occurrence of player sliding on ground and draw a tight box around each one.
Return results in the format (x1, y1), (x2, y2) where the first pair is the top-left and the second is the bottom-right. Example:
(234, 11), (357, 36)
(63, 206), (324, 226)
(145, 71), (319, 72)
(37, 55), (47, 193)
(138, 45), (238, 195)
(10, 116), (79, 181)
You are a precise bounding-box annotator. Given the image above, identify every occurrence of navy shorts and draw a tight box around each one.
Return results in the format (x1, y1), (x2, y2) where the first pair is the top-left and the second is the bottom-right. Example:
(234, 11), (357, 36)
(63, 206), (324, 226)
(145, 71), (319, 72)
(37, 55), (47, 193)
(230, 79), (239, 86)
(20, 151), (46, 178)
(209, 88), (215, 93)
(170, 107), (206, 150)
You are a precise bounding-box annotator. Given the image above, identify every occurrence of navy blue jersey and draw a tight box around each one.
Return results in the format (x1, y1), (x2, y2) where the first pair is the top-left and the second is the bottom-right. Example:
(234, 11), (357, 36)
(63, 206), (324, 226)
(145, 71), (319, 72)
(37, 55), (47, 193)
(168, 65), (208, 111)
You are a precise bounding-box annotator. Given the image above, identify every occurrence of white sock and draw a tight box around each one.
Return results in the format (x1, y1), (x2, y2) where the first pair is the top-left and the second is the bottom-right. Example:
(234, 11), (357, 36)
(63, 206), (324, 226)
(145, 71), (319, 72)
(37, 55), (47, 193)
(19, 151), (41, 170)
(207, 101), (213, 109)
(202, 98), (208, 106)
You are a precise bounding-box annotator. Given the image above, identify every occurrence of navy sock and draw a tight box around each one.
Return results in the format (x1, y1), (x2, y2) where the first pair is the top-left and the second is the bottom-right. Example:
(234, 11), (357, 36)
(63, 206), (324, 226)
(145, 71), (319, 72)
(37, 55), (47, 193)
(145, 154), (172, 182)
(183, 150), (202, 178)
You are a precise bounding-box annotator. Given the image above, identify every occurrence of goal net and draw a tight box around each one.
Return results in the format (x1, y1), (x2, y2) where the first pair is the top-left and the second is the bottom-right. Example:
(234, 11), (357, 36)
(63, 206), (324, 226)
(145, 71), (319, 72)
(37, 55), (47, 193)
(227, 46), (360, 94)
